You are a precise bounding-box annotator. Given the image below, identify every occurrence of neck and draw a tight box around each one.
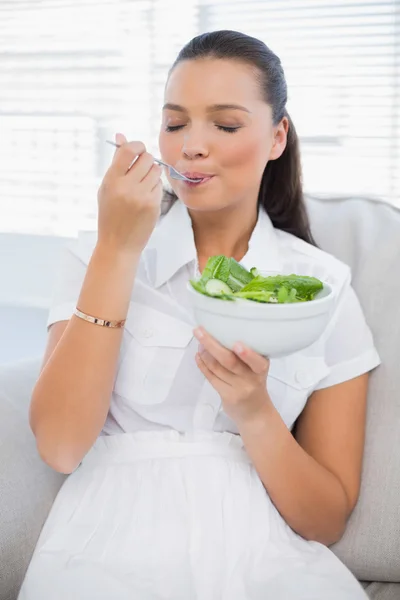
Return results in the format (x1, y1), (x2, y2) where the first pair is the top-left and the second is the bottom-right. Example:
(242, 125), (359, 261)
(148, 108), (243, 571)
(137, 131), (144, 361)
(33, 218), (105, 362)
(189, 202), (259, 271)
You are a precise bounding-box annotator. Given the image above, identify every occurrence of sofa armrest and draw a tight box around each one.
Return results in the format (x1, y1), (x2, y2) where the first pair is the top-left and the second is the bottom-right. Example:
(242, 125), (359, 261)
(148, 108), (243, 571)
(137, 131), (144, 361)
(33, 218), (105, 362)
(0, 358), (66, 600)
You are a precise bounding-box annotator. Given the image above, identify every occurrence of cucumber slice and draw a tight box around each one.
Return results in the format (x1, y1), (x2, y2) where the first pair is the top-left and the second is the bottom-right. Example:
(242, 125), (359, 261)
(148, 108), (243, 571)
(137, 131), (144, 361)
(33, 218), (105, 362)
(205, 279), (232, 296)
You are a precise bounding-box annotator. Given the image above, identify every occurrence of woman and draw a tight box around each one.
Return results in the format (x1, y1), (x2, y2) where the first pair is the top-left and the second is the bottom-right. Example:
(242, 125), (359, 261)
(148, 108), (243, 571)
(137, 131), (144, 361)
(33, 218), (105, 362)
(19, 30), (380, 599)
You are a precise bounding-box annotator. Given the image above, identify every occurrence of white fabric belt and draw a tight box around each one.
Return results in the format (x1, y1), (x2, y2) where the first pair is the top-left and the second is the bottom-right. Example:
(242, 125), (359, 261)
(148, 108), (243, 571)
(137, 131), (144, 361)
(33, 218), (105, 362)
(81, 430), (251, 468)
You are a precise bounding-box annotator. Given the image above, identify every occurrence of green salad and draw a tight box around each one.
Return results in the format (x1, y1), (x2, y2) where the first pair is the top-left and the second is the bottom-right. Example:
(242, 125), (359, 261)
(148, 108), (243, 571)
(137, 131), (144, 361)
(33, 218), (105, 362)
(190, 255), (323, 304)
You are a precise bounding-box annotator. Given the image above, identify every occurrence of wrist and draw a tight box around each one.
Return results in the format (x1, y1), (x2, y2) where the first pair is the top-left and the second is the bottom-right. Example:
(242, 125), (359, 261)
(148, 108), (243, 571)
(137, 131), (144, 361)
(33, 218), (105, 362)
(94, 240), (142, 264)
(236, 393), (275, 435)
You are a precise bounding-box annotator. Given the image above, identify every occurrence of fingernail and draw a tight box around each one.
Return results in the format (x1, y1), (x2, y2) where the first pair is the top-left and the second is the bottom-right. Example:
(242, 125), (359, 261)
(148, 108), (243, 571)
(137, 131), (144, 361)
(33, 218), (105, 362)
(198, 343), (205, 354)
(194, 327), (204, 339)
(234, 342), (244, 355)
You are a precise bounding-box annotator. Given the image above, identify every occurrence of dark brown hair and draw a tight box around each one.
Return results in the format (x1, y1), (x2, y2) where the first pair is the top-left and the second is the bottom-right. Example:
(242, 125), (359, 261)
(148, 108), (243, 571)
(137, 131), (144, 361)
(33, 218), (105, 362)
(163, 30), (316, 245)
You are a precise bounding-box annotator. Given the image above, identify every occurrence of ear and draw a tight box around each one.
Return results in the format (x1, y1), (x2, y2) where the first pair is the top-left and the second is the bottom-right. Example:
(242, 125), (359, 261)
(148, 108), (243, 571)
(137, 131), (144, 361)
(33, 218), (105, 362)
(269, 117), (289, 161)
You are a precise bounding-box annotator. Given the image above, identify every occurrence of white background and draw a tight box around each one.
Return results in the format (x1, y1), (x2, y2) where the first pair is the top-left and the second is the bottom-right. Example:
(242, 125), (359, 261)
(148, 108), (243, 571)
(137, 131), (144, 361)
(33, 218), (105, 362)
(0, 0), (399, 238)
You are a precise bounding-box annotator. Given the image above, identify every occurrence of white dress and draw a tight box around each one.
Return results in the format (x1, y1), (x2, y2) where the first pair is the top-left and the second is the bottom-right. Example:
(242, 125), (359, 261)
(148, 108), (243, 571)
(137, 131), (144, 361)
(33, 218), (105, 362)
(19, 201), (380, 600)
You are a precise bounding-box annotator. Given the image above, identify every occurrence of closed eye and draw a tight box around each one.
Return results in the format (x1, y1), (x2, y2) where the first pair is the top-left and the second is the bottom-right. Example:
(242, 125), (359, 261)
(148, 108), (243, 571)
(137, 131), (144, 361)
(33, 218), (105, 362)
(165, 124), (240, 134)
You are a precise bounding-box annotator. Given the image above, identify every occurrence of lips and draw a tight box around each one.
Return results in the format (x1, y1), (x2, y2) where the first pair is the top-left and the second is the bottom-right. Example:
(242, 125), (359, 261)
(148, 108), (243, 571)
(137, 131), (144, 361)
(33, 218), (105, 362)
(182, 172), (214, 179)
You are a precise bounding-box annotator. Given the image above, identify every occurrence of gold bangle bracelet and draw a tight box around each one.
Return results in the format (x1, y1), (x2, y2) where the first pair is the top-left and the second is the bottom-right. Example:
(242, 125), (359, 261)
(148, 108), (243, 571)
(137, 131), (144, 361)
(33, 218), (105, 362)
(74, 308), (126, 329)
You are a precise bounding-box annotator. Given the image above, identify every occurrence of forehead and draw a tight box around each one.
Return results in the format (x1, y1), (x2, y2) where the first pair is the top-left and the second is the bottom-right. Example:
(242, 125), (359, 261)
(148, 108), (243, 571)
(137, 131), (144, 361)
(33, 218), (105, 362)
(164, 58), (264, 106)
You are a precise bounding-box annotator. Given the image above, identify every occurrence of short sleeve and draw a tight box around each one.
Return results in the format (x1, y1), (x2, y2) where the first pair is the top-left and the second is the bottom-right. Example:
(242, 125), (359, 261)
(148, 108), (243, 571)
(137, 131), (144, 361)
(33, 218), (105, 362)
(46, 239), (87, 330)
(315, 283), (381, 390)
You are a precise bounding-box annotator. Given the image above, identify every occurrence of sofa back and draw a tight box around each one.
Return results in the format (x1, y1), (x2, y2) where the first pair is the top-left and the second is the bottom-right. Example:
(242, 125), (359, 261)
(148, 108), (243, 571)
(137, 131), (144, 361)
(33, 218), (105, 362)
(307, 196), (400, 581)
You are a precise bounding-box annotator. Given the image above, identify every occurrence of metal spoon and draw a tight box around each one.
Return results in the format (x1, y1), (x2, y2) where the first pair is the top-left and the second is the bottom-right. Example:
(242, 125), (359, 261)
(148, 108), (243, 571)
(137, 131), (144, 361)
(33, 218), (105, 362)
(105, 140), (202, 182)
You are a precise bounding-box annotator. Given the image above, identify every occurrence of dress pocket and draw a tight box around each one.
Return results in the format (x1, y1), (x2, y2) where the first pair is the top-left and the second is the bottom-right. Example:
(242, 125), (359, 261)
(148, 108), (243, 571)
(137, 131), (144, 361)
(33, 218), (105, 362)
(267, 353), (330, 428)
(114, 302), (194, 406)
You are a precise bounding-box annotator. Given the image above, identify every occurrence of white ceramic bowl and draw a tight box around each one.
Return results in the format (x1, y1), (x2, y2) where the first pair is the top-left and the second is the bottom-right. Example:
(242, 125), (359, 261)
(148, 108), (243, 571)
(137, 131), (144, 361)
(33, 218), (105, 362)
(187, 275), (335, 357)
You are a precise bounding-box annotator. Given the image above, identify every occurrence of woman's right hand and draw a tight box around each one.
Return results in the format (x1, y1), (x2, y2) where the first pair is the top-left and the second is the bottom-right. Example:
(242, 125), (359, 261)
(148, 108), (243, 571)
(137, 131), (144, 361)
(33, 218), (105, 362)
(97, 133), (163, 254)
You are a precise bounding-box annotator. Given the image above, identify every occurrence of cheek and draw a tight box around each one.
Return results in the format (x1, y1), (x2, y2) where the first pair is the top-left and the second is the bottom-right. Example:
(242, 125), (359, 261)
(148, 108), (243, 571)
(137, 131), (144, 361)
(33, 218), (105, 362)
(220, 135), (270, 175)
(159, 131), (180, 161)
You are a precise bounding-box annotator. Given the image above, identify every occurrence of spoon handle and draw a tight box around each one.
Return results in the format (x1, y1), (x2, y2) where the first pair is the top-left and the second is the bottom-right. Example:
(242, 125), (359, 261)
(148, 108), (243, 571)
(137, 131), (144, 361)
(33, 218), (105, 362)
(105, 139), (198, 182)
(106, 140), (167, 166)
(153, 158), (169, 169)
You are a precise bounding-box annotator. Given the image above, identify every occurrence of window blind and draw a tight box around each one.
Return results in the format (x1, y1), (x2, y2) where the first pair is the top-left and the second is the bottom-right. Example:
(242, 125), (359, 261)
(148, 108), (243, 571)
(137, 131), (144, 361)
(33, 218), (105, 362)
(0, 0), (398, 237)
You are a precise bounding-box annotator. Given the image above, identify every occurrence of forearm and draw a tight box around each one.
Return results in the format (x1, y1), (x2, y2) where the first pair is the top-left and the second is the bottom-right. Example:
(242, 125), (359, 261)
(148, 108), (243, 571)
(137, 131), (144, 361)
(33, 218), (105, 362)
(237, 399), (349, 546)
(30, 242), (140, 473)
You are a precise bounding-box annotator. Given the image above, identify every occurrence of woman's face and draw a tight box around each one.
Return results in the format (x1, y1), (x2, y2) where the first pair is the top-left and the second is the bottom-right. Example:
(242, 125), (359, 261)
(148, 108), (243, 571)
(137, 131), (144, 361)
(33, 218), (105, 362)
(158, 58), (287, 214)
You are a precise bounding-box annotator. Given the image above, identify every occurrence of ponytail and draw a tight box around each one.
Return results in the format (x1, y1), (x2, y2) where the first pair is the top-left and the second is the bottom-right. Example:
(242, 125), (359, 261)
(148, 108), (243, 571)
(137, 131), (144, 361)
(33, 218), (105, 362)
(258, 113), (316, 245)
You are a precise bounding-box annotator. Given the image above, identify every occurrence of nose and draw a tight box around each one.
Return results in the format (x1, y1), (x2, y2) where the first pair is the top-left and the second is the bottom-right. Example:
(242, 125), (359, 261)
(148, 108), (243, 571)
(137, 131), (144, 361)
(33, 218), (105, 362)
(181, 128), (209, 160)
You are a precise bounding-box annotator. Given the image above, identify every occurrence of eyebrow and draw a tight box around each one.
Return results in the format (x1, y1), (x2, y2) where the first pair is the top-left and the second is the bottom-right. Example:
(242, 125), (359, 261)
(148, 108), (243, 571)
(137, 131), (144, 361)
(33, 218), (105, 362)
(163, 102), (251, 114)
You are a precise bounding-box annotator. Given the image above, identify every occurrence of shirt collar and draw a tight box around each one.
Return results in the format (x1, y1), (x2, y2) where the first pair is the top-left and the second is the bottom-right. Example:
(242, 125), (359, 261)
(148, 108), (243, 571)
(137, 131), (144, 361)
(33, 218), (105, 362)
(145, 200), (197, 288)
(145, 200), (283, 288)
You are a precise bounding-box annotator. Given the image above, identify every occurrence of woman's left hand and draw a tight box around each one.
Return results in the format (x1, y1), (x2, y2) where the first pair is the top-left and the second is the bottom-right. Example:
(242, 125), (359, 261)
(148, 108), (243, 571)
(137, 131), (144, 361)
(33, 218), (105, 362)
(194, 327), (272, 425)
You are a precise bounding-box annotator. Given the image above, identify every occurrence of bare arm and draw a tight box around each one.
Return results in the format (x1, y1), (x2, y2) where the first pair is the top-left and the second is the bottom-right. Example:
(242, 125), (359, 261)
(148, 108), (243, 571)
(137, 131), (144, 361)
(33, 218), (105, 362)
(194, 327), (369, 546)
(30, 243), (140, 474)
(238, 374), (368, 545)
(30, 135), (163, 474)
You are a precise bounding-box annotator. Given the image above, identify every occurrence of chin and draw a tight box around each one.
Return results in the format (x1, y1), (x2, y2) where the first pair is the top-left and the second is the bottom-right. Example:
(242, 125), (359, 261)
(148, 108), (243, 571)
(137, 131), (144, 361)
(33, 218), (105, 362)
(178, 194), (230, 213)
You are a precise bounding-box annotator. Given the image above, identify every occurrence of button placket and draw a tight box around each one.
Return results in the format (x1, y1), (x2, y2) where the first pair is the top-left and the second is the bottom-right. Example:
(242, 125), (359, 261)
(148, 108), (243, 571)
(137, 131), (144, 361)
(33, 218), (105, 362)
(193, 381), (221, 430)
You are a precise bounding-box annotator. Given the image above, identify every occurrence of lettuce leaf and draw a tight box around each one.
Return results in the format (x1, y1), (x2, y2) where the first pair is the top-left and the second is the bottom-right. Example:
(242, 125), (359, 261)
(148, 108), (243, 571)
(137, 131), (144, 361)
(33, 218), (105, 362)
(234, 290), (278, 303)
(201, 255), (230, 285)
(225, 257), (254, 291)
(190, 257), (324, 304)
(239, 274), (323, 302)
(196, 255), (254, 293)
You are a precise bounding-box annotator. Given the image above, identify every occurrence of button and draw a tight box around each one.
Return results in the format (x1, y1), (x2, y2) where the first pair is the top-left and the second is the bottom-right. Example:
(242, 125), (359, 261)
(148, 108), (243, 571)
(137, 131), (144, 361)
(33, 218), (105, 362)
(141, 328), (154, 339)
(295, 370), (313, 388)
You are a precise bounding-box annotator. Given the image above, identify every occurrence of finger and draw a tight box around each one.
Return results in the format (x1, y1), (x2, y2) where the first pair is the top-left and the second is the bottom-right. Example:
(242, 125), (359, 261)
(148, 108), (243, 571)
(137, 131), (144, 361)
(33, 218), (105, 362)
(232, 342), (270, 375)
(125, 151), (157, 183)
(115, 132), (127, 150)
(194, 328), (248, 376)
(151, 178), (164, 193)
(198, 349), (235, 385)
(110, 140), (146, 176)
(111, 132), (127, 162)
(195, 352), (228, 393)
(143, 163), (163, 191)
(133, 159), (162, 189)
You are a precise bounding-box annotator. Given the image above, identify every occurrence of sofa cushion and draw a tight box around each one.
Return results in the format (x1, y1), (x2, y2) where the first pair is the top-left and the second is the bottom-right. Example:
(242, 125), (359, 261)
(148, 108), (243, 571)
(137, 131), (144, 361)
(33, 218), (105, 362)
(0, 358), (66, 600)
(362, 582), (400, 600)
(307, 196), (400, 582)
